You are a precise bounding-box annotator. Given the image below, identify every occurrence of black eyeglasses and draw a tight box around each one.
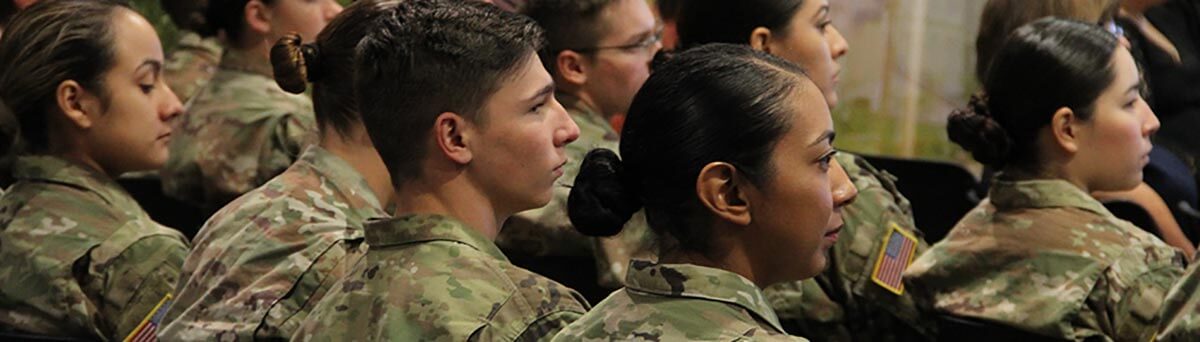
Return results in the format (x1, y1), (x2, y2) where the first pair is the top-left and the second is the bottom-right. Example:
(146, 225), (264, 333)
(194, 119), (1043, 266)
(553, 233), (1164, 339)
(571, 27), (665, 54)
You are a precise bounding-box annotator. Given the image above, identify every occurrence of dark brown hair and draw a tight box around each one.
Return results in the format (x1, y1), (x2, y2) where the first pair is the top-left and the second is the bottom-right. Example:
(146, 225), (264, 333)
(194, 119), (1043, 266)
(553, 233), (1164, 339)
(975, 0), (1119, 82)
(201, 0), (274, 43)
(522, 0), (615, 75)
(271, 0), (399, 137)
(0, 0), (129, 151)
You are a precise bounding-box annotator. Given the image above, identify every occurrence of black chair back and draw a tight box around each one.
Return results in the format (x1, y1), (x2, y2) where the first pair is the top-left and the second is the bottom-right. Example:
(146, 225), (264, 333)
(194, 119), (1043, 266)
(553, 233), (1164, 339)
(937, 315), (1070, 342)
(859, 154), (982, 243)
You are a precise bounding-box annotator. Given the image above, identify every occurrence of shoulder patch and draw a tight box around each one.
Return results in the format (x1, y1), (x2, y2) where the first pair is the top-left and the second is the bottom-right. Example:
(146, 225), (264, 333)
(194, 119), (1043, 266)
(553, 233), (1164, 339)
(871, 223), (919, 295)
(123, 293), (173, 342)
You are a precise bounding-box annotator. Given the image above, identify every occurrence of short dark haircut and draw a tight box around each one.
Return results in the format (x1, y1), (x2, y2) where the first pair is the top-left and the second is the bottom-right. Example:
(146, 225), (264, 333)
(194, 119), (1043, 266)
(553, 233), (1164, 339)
(676, 0), (806, 49)
(948, 18), (1119, 170)
(201, 0), (274, 43)
(0, 0), (129, 151)
(568, 44), (814, 254)
(355, 0), (545, 188)
(522, 0), (615, 76)
(271, 0), (400, 138)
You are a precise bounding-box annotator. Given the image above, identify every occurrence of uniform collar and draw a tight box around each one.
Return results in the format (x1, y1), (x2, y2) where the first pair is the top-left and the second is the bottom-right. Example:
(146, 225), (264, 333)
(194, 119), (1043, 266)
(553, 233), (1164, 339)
(295, 145), (386, 214)
(364, 214), (508, 262)
(623, 259), (786, 334)
(989, 178), (1112, 217)
(13, 155), (134, 208)
(219, 47), (273, 77)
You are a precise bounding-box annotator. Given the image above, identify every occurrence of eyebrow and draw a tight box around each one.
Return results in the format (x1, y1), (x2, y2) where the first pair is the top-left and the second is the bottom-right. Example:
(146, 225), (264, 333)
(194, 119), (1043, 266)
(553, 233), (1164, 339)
(1126, 81), (1143, 95)
(813, 5), (830, 20)
(810, 130), (836, 147)
(136, 60), (163, 77)
(526, 82), (556, 103)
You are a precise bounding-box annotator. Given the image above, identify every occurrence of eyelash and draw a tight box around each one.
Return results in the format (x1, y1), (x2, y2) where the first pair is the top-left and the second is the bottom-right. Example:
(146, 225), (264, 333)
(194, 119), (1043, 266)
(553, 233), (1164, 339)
(819, 149), (838, 170)
(140, 84), (155, 94)
(818, 20), (832, 32)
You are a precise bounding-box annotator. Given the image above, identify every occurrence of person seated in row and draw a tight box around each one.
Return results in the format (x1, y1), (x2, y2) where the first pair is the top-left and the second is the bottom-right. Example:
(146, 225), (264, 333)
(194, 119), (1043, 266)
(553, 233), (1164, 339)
(160, 0), (395, 339)
(554, 43), (857, 341)
(905, 17), (1184, 341)
(0, 0), (190, 339)
(501, 0), (660, 289)
(293, 0), (590, 339)
(162, 0), (341, 212)
(669, 0), (932, 339)
(159, 0), (224, 106)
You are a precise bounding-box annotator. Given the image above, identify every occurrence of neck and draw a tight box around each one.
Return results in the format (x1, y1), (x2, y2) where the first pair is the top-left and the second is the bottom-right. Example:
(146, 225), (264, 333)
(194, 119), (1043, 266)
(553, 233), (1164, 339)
(563, 89), (609, 119)
(320, 126), (395, 210)
(46, 130), (114, 178)
(660, 232), (763, 287)
(393, 169), (503, 240)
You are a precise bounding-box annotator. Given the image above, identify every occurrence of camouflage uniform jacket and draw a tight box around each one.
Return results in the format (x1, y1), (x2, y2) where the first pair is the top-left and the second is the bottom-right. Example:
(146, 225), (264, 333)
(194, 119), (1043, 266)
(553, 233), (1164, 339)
(160, 146), (388, 340)
(1155, 258), (1200, 341)
(764, 153), (933, 341)
(0, 156), (189, 340)
(293, 214), (590, 341)
(162, 48), (317, 212)
(164, 32), (223, 106)
(499, 92), (654, 287)
(904, 178), (1185, 341)
(553, 260), (807, 341)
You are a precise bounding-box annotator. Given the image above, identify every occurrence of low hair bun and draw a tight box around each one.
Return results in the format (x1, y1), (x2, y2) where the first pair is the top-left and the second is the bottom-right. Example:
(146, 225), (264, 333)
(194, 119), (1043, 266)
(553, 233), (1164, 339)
(946, 93), (1013, 168)
(270, 33), (320, 94)
(567, 149), (643, 237)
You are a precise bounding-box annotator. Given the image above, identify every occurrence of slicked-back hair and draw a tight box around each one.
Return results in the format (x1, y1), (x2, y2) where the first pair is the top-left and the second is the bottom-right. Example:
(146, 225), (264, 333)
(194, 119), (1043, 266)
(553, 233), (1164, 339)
(355, 0), (546, 188)
(522, 0), (615, 76)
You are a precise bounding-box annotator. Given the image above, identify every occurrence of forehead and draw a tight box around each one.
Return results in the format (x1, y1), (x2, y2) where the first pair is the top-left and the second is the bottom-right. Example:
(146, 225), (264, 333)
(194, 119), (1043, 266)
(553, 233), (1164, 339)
(107, 8), (163, 69)
(482, 53), (549, 112)
(777, 76), (832, 141)
(597, 0), (655, 35)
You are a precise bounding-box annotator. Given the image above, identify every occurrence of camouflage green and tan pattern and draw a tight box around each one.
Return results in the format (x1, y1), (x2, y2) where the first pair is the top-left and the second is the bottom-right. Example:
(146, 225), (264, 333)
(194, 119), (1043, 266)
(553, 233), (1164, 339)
(554, 260), (808, 341)
(160, 146), (388, 340)
(0, 156), (189, 340)
(293, 214), (590, 341)
(1155, 257), (1200, 341)
(164, 32), (223, 106)
(162, 48), (317, 212)
(904, 178), (1185, 341)
(764, 152), (933, 341)
(499, 92), (655, 287)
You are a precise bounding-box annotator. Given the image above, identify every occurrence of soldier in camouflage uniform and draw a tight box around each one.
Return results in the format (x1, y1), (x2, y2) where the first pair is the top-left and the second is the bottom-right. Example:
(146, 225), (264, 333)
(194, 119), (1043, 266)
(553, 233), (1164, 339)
(503, 0), (663, 288)
(294, 1), (589, 339)
(558, 44), (856, 341)
(0, 1), (189, 339)
(159, 0), (223, 106)
(669, 1), (934, 339)
(161, 0), (342, 212)
(905, 18), (1183, 341)
(159, 3), (396, 338)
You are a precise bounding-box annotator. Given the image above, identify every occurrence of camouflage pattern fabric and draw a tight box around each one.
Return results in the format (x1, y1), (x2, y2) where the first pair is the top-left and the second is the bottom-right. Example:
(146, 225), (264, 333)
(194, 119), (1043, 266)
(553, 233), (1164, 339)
(764, 152), (934, 341)
(160, 146), (388, 340)
(162, 48), (317, 212)
(904, 178), (1185, 341)
(1155, 257), (1200, 341)
(0, 155), (189, 340)
(499, 92), (655, 288)
(293, 214), (590, 341)
(164, 32), (222, 106)
(553, 260), (808, 341)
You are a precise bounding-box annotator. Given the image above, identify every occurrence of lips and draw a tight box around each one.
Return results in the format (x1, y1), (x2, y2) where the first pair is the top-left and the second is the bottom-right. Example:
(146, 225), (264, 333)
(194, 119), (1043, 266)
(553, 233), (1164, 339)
(157, 131), (172, 141)
(552, 160), (567, 178)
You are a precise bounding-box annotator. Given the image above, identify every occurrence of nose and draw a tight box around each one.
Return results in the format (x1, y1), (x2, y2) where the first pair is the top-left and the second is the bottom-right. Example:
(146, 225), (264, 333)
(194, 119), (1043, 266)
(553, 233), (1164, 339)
(829, 25), (849, 60)
(325, 0), (344, 20)
(829, 157), (858, 208)
(161, 83), (184, 122)
(1142, 98), (1160, 137)
(550, 97), (580, 147)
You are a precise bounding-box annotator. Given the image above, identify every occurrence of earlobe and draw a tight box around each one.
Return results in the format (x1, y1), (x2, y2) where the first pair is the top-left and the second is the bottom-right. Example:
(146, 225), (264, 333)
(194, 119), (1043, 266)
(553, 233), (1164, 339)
(556, 50), (588, 86)
(696, 162), (752, 226)
(56, 80), (94, 130)
(1051, 107), (1080, 153)
(434, 112), (473, 165)
(749, 27), (773, 53)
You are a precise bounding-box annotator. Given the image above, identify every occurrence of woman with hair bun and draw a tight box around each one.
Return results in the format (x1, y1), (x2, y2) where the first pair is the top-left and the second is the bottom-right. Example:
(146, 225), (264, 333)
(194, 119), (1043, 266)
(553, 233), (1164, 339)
(160, 1), (393, 340)
(554, 43), (857, 341)
(905, 17), (1182, 341)
(161, 0), (343, 212)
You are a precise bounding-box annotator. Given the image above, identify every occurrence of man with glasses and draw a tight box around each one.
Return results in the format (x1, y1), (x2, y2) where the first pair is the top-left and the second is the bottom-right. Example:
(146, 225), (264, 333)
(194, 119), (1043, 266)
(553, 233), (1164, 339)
(503, 0), (661, 292)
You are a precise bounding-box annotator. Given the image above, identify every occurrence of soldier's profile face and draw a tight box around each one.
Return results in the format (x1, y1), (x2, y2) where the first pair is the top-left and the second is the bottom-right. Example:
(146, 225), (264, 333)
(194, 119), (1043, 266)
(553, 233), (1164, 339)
(759, 0), (848, 109)
(464, 53), (580, 215)
(1069, 47), (1157, 192)
(82, 8), (183, 175)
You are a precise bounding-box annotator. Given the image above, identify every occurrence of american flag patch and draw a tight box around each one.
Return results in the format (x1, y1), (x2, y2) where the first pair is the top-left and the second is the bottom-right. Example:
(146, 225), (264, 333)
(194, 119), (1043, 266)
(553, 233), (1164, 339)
(871, 223), (918, 295)
(123, 293), (173, 342)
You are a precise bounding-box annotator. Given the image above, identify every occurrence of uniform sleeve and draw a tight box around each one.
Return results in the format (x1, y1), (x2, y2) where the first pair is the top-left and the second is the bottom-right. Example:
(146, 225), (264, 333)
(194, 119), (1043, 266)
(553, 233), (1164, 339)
(259, 114), (317, 188)
(510, 310), (584, 342)
(99, 234), (189, 340)
(1157, 263), (1200, 341)
(1103, 262), (1184, 341)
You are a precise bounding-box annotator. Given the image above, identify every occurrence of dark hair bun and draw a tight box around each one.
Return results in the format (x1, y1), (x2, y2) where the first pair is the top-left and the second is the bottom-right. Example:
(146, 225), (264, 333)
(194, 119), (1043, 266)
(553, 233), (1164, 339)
(567, 149), (643, 237)
(270, 33), (320, 94)
(946, 93), (1012, 167)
